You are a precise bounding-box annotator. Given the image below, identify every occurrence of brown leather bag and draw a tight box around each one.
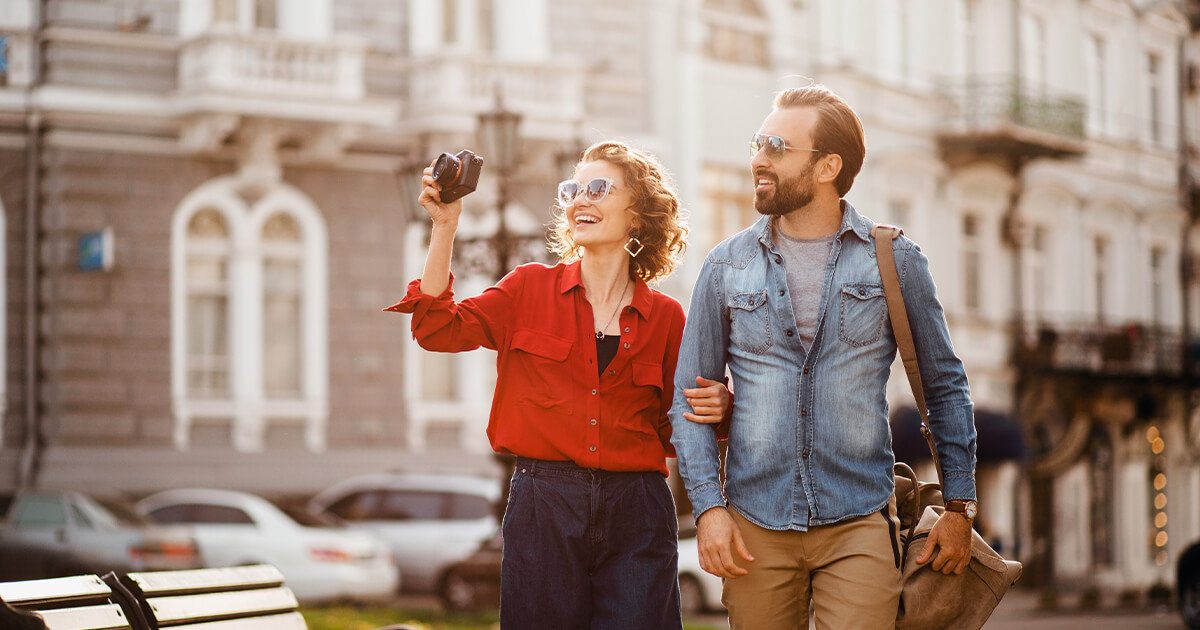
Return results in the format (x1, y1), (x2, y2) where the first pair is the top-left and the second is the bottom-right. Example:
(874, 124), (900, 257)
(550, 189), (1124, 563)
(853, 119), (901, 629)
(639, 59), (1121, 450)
(872, 225), (1023, 630)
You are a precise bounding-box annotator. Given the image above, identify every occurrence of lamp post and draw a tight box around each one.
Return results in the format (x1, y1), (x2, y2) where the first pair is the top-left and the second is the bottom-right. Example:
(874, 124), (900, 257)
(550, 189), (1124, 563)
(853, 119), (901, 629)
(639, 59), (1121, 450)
(476, 92), (524, 281)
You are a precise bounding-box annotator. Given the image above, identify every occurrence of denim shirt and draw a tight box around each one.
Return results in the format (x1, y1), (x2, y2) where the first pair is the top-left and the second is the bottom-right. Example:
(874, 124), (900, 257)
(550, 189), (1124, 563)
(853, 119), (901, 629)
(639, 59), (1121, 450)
(669, 201), (977, 530)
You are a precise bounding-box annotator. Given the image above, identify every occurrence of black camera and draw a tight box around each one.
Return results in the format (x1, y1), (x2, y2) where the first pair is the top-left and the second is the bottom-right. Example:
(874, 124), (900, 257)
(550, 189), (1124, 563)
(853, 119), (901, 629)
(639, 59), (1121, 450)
(431, 149), (484, 203)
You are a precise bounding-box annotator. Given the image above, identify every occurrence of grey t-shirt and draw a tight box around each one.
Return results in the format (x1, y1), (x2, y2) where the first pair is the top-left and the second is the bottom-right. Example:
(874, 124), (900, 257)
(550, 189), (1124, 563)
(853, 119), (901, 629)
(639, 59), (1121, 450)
(774, 224), (837, 352)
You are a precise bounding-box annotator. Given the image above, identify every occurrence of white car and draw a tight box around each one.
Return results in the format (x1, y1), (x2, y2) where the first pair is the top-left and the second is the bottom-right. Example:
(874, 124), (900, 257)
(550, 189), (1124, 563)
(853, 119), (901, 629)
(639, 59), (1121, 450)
(136, 488), (397, 604)
(307, 473), (500, 593)
(677, 531), (726, 614)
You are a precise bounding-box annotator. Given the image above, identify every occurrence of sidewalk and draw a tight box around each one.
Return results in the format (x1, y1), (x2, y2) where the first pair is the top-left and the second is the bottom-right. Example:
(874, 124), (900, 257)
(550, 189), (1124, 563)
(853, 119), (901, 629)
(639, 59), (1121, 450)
(987, 587), (1176, 622)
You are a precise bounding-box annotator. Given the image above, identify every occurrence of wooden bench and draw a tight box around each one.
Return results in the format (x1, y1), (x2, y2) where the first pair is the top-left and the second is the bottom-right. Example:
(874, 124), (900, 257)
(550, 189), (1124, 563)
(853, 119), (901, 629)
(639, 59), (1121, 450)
(0, 565), (305, 630)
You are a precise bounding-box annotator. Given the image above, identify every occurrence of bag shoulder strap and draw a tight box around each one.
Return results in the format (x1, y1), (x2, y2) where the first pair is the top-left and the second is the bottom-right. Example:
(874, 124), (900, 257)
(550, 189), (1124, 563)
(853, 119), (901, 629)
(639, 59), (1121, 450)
(871, 224), (944, 488)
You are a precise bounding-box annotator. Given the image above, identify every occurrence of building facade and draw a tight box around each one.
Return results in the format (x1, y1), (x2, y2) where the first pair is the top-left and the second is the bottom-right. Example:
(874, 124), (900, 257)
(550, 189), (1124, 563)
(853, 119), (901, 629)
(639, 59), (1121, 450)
(0, 0), (1198, 595)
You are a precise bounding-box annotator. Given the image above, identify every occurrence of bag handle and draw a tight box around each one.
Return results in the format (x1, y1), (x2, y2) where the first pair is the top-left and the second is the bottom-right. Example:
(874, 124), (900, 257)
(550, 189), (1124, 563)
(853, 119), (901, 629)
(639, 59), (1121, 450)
(871, 225), (944, 489)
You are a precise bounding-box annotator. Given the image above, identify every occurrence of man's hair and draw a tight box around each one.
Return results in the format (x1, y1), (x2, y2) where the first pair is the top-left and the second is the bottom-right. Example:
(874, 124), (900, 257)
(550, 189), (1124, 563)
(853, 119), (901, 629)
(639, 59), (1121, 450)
(549, 141), (687, 283)
(773, 85), (866, 197)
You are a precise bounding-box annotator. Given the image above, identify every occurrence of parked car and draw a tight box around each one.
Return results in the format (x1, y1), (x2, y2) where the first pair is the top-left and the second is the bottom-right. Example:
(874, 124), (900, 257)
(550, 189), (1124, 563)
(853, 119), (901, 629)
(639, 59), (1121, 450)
(137, 488), (397, 604)
(0, 490), (201, 581)
(307, 473), (500, 593)
(436, 524), (725, 615)
(1179, 539), (1200, 628)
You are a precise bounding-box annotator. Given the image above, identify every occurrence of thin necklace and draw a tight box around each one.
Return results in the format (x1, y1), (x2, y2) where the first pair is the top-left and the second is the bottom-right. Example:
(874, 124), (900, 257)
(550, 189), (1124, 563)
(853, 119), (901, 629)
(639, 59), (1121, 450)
(595, 278), (630, 340)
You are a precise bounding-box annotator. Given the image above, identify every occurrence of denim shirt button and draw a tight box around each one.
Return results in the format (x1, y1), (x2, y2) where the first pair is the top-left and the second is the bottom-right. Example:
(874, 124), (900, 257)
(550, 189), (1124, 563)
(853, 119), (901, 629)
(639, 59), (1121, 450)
(858, 288), (866, 296)
(774, 256), (782, 264)
(786, 330), (795, 337)
(801, 408), (807, 417)
(778, 289), (785, 296)
(802, 449), (809, 458)
(803, 367), (809, 374)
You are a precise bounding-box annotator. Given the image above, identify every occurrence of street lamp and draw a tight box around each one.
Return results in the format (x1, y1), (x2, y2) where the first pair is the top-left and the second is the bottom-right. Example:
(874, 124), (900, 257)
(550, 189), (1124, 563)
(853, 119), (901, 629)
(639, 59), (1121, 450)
(475, 90), (524, 281)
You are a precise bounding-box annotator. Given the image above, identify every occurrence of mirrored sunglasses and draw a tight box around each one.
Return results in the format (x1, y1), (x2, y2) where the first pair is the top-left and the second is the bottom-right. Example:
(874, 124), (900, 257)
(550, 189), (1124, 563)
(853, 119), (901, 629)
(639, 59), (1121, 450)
(750, 133), (822, 162)
(557, 177), (617, 206)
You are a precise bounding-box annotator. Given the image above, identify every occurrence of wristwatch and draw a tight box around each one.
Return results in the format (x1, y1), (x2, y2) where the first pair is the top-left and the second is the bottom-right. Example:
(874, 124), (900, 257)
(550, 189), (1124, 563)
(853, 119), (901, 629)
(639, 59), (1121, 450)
(945, 499), (978, 520)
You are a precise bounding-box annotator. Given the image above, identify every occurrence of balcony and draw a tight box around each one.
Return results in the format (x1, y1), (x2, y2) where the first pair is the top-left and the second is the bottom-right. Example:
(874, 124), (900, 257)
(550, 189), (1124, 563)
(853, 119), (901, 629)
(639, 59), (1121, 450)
(401, 54), (584, 141)
(177, 30), (391, 126)
(937, 76), (1087, 166)
(1016, 322), (1192, 383)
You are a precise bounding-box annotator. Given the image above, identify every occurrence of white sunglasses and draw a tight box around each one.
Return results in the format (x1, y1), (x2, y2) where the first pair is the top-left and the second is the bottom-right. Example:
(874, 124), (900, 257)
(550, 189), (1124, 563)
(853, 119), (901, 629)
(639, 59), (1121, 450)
(557, 177), (618, 206)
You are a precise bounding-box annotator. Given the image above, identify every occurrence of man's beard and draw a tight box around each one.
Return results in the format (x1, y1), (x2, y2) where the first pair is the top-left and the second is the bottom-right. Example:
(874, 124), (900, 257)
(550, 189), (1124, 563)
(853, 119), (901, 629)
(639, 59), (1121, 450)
(755, 161), (816, 216)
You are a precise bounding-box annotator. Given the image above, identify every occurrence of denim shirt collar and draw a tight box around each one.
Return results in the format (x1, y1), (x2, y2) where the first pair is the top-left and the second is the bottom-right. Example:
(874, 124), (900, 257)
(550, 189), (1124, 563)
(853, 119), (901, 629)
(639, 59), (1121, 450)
(754, 200), (873, 250)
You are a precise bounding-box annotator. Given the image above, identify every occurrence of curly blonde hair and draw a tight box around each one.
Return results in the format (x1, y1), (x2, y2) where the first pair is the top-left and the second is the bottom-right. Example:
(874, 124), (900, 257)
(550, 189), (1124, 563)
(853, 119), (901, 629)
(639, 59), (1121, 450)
(548, 141), (688, 283)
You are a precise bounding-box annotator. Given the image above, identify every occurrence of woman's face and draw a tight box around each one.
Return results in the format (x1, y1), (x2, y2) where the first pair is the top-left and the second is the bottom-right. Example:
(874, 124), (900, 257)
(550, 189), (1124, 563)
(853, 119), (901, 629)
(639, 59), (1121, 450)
(563, 160), (636, 251)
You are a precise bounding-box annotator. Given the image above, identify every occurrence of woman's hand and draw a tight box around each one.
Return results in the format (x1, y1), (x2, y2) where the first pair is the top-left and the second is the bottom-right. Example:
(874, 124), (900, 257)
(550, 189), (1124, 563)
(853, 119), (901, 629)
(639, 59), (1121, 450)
(683, 376), (732, 424)
(417, 163), (464, 228)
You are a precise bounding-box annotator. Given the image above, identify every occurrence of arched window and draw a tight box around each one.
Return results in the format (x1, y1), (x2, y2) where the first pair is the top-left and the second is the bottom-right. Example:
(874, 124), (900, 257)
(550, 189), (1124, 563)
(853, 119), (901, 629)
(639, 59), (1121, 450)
(185, 209), (233, 399)
(172, 177), (328, 452)
(1087, 426), (1114, 568)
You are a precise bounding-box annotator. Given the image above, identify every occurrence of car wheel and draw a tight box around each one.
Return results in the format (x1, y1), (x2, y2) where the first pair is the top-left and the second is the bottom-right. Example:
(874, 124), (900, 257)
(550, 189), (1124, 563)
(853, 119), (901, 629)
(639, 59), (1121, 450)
(1182, 571), (1200, 629)
(678, 574), (706, 615)
(439, 569), (478, 613)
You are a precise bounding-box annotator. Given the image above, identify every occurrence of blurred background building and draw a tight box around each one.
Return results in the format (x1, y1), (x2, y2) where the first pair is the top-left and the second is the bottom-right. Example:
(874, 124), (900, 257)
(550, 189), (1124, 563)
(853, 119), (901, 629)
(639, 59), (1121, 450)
(0, 0), (1198, 597)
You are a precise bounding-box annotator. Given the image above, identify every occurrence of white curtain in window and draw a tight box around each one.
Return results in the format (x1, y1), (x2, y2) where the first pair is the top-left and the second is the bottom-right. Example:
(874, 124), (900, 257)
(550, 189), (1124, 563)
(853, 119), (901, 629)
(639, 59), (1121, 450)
(261, 213), (303, 399)
(186, 209), (231, 398)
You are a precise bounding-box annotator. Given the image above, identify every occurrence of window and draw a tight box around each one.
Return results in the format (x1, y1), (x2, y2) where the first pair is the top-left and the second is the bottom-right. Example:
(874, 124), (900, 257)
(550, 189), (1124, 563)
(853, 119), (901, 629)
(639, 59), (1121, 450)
(12, 496), (68, 529)
(888, 200), (911, 235)
(1022, 14), (1047, 93)
(702, 165), (755, 246)
(380, 491), (444, 521)
(262, 214), (303, 400)
(962, 214), (981, 313)
(1086, 34), (1108, 135)
(148, 504), (256, 525)
(172, 177), (329, 452)
(213, 0), (238, 24)
(420, 352), (457, 402)
(443, 0), (458, 45)
(478, 0), (494, 53)
(447, 493), (493, 520)
(1093, 236), (1109, 323)
(325, 491), (380, 522)
(1087, 428), (1114, 568)
(1151, 246), (1165, 326)
(702, 0), (769, 67)
(1148, 52), (1163, 145)
(185, 209), (231, 400)
(1028, 225), (1048, 317)
(71, 505), (95, 530)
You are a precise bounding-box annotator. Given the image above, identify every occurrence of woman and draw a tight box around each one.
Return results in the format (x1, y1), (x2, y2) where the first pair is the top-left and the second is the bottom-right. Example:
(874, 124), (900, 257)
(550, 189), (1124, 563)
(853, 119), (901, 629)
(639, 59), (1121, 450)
(385, 141), (729, 628)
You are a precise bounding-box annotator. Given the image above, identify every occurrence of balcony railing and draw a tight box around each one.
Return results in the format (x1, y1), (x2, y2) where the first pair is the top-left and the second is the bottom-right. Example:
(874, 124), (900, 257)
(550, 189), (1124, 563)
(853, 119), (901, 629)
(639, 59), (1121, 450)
(402, 54), (584, 130)
(179, 31), (365, 101)
(1017, 323), (1189, 379)
(938, 76), (1087, 161)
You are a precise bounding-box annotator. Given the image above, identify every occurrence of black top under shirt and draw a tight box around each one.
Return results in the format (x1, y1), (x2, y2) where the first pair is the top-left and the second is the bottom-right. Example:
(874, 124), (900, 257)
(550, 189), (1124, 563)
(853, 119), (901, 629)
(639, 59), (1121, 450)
(596, 335), (620, 376)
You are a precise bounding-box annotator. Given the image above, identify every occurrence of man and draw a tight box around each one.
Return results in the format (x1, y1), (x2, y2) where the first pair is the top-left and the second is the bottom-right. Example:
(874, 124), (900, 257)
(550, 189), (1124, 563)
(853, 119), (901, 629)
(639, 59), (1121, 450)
(670, 85), (977, 629)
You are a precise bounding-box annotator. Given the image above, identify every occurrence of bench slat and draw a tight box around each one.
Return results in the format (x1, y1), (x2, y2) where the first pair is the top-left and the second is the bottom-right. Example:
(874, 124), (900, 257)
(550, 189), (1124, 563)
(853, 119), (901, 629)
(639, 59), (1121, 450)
(148, 586), (299, 625)
(127, 566), (285, 597)
(163, 611), (307, 630)
(0, 575), (112, 607)
(35, 603), (130, 630)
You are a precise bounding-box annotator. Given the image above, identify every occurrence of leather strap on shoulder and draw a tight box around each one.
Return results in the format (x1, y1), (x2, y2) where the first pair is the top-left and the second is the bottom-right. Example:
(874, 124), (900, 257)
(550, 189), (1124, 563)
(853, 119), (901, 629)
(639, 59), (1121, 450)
(871, 225), (944, 487)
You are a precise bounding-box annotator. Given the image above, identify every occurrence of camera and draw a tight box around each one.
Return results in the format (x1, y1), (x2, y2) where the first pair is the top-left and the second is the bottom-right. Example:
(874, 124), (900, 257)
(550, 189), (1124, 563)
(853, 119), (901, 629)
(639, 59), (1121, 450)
(431, 149), (484, 203)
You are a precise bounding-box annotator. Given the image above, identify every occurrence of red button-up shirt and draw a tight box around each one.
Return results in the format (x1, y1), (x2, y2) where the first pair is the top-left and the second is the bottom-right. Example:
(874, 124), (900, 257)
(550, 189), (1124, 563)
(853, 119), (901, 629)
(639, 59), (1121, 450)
(385, 261), (683, 475)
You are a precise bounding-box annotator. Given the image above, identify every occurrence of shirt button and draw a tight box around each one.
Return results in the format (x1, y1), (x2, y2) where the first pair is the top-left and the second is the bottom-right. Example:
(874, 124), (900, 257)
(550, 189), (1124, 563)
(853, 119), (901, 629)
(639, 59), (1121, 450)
(779, 289), (785, 296)
(589, 445), (597, 452)
(802, 449), (809, 458)
(803, 367), (809, 374)
(786, 330), (795, 337)
(859, 288), (866, 296)
(775, 256), (782, 264)
(624, 327), (630, 333)
(608, 369), (615, 376)
(590, 418), (597, 426)
(623, 342), (630, 349)
(801, 408), (807, 417)
(591, 389), (598, 395)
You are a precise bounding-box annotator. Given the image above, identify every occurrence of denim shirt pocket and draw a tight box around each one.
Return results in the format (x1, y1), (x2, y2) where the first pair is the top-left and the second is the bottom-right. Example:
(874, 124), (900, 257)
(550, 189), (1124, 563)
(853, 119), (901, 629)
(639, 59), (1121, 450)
(617, 360), (663, 436)
(509, 328), (574, 411)
(838, 283), (886, 347)
(727, 290), (772, 354)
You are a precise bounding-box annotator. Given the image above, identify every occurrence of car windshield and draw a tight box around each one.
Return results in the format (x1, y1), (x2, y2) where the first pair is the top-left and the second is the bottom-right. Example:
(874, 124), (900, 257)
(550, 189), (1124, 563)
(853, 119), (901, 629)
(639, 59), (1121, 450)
(273, 502), (345, 528)
(90, 497), (150, 527)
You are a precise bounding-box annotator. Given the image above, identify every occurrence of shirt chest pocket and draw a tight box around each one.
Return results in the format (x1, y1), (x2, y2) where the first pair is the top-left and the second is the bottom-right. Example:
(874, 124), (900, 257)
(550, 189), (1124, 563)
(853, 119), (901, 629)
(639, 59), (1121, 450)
(838, 283), (886, 347)
(727, 290), (772, 354)
(509, 329), (574, 411)
(616, 361), (663, 436)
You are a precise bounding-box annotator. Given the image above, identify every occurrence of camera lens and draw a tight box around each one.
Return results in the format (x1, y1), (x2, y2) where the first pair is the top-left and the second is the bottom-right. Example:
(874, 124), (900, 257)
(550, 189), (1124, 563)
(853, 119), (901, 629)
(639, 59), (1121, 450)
(432, 153), (461, 187)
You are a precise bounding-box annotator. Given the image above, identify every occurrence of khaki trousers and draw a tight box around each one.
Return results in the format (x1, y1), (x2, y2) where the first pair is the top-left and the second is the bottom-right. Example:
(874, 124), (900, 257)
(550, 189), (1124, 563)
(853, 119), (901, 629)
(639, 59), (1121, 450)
(722, 497), (903, 630)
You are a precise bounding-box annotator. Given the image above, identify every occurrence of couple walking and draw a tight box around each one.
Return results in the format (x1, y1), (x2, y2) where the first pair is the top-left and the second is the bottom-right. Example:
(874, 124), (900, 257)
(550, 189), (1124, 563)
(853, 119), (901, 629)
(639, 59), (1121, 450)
(387, 84), (977, 630)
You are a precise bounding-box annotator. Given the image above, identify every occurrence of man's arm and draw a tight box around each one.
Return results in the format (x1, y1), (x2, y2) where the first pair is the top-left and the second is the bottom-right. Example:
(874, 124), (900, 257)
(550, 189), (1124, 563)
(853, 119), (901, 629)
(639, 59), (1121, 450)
(899, 241), (977, 575)
(669, 257), (731, 519)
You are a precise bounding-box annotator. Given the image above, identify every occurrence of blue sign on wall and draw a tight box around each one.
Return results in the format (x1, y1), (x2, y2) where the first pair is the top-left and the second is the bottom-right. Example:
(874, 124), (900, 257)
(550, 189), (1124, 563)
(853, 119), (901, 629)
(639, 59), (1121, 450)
(0, 37), (8, 74)
(79, 228), (114, 272)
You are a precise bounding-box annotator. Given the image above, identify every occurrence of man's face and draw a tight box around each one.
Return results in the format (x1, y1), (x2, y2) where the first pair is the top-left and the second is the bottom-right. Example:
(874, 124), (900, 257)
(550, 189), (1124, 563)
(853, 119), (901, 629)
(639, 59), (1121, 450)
(751, 107), (822, 217)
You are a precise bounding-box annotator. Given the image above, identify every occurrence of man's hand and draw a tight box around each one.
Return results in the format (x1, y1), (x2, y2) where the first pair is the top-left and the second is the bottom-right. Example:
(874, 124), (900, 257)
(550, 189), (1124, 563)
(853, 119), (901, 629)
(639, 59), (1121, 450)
(683, 377), (731, 424)
(914, 511), (973, 575)
(696, 507), (754, 578)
